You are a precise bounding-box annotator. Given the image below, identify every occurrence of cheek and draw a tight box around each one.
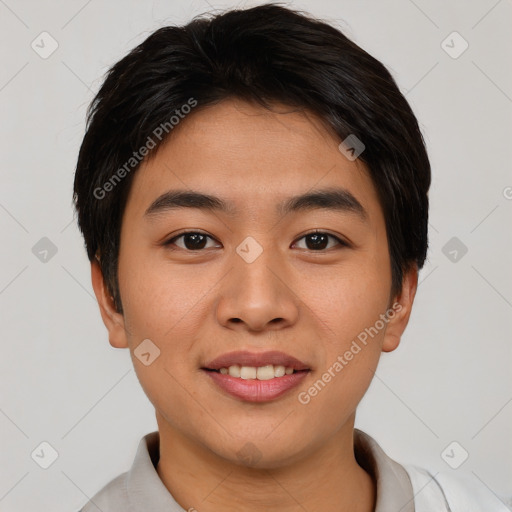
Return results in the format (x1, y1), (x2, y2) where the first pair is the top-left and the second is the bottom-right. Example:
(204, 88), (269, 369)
(299, 254), (391, 340)
(299, 349), (379, 438)
(299, 284), (388, 431)
(117, 257), (206, 422)
(298, 258), (390, 413)
(118, 250), (205, 338)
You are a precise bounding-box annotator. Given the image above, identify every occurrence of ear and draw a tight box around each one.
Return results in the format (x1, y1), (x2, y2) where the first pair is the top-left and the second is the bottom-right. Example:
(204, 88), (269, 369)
(381, 265), (418, 353)
(90, 258), (129, 349)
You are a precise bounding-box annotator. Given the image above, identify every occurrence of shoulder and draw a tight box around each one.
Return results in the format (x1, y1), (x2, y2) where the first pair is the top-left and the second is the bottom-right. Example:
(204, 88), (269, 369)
(77, 430), (163, 511)
(78, 470), (130, 512)
(403, 464), (511, 512)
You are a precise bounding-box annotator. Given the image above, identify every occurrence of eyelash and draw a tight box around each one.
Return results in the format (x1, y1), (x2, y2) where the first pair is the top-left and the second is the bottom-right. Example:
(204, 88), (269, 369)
(163, 229), (349, 252)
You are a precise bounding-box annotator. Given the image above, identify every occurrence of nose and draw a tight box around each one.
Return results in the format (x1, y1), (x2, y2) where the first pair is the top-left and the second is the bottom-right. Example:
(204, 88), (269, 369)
(215, 242), (300, 333)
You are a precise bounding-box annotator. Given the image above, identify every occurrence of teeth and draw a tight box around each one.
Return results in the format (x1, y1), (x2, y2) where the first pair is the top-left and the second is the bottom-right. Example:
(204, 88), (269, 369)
(256, 365), (274, 380)
(219, 364), (296, 379)
(228, 365), (241, 378)
(240, 366), (257, 379)
(274, 365), (286, 377)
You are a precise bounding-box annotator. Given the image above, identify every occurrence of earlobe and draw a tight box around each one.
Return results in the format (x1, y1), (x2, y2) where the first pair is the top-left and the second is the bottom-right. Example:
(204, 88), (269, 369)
(90, 257), (129, 349)
(381, 265), (418, 353)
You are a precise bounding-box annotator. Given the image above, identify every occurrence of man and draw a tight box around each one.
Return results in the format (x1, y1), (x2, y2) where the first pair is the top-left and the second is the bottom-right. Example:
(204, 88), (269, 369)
(73, 4), (505, 511)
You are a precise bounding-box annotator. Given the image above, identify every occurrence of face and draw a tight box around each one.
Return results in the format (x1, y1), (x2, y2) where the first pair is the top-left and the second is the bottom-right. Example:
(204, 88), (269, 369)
(92, 98), (417, 468)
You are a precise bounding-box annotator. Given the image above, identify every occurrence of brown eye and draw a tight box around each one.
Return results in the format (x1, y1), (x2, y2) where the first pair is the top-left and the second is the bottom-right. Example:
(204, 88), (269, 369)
(293, 231), (347, 251)
(164, 232), (220, 251)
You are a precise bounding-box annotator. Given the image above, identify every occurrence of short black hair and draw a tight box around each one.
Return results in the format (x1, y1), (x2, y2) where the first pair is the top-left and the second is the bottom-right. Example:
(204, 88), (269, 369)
(73, 3), (430, 313)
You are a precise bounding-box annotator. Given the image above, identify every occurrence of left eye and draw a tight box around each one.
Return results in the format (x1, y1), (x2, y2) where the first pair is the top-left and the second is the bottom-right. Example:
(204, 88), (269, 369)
(293, 231), (346, 251)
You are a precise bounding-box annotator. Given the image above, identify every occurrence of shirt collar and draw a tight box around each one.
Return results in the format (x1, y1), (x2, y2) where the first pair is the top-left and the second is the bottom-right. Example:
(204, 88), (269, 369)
(354, 428), (415, 512)
(125, 429), (414, 512)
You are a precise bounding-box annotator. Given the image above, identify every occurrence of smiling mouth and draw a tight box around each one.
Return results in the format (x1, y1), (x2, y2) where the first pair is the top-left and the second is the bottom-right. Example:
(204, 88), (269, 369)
(202, 366), (310, 402)
(203, 364), (309, 380)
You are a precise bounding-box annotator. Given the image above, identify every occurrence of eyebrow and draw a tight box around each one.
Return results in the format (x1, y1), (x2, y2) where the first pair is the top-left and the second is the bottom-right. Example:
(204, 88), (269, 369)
(144, 187), (367, 221)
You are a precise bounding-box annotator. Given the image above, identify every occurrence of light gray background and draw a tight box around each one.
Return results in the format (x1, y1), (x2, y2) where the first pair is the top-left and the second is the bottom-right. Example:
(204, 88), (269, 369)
(1, 0), (511, 511)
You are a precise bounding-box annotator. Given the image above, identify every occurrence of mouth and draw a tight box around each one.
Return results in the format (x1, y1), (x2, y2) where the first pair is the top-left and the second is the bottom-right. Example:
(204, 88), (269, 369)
(203, 365), (306, 380)
(203, 349), (310, 372)
(201, 350), (311, 402)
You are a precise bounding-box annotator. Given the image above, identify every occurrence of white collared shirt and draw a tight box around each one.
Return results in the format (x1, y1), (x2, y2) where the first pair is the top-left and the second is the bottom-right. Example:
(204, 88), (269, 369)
(78, 429), (509, 511)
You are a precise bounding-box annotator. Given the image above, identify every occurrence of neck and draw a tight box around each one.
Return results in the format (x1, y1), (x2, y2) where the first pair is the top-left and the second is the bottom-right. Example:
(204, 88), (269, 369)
(155, 414), (376, 512)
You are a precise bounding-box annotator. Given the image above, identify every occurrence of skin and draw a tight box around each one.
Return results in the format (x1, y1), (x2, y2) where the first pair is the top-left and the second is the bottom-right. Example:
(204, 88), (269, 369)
(91, 98), (418, 512)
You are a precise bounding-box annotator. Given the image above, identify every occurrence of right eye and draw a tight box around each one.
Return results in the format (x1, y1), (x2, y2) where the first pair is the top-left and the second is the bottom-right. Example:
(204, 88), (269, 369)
(163, 231), (222, 251)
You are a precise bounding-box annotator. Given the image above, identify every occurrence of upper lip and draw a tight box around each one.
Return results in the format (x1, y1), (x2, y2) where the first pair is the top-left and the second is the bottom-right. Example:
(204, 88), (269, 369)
(203, 350), (310, 371)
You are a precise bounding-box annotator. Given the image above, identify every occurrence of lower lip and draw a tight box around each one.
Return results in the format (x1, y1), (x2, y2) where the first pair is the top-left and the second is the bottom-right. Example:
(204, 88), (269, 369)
(203, 369), (309, 402)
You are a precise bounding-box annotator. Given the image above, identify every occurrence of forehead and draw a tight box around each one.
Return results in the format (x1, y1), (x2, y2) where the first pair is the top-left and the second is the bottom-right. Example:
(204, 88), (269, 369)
(123, 98), (384, 225)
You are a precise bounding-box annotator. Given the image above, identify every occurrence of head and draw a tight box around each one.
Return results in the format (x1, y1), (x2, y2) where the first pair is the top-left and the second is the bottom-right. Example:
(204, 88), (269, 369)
(74, 4), (430, 466)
